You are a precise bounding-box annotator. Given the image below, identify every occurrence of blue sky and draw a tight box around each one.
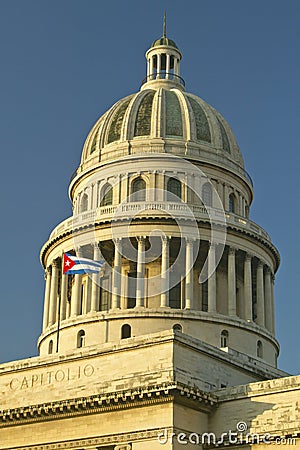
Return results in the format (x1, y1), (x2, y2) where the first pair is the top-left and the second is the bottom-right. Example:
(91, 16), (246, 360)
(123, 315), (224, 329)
(0, 0), (299, 374)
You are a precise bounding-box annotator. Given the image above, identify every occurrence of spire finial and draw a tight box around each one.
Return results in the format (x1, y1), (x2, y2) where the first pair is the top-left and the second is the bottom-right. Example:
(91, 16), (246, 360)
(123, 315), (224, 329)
(163, 11), (167, 38)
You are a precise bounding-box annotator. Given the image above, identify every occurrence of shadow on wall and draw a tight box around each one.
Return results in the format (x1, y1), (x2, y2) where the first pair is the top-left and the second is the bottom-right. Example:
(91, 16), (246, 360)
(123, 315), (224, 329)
(209, 379), (300, 444)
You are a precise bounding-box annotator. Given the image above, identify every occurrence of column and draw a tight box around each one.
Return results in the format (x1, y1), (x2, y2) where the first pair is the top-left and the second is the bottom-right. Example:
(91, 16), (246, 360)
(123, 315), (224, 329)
(228, 247), (237, 316)
(149, 172), (156, 202)
(239, 194), (243, 216)
(157, 54), (161, 78)
(136, 237), (145, 307)
(216, 181), (224, 206)
(208, 243), (217, 313)
(112, 238), (122, 309)
(42, 267), (52, 331)
(224, 184), (230, 211)
(174, 58), (179, 76)
(66, 292), (71, 319)
(244, 253), (253, 321)
(256, 261), (265, 327)
(264, 267), (273, 332)
(90, 244), (100, 312)
(84, 276), (92, 314)
(150, 56), (154, 80)
(49, 259), (59, 325)
(76, 193), (81, 214)
(71, 250), (82, 316)
(241, 197), (246, 216)
(123, 172), (129, 203)
(92, 183), (98, 210)
(166, 53), (170, 79)
(60, 270), (68, 321)
(185, 239), (194, 309)
(184, 173), (189, 202)
(271, 274), (276, 334)
(160, 236), (170, 307)
(115, 174), (121, 204)
(88, 185), (93, 210)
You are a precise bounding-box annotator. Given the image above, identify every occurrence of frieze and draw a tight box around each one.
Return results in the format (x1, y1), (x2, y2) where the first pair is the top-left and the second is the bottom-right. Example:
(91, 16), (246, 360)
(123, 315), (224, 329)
(0, 427), (169, 449)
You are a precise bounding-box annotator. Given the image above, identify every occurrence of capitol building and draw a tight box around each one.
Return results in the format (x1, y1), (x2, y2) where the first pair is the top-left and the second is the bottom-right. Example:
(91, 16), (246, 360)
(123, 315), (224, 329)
(0, 22), (299, 450)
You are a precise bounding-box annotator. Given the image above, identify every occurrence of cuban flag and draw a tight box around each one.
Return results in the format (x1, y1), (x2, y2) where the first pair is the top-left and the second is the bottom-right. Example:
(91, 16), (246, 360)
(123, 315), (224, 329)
(63, 253), (106, 275)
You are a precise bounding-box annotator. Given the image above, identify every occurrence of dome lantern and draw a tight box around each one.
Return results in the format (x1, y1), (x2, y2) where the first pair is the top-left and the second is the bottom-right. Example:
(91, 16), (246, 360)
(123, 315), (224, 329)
(142, 12), (185, 90)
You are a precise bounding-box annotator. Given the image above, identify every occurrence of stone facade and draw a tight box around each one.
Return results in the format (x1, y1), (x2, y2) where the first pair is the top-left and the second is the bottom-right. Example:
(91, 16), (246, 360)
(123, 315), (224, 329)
(0, 331), (297, 448)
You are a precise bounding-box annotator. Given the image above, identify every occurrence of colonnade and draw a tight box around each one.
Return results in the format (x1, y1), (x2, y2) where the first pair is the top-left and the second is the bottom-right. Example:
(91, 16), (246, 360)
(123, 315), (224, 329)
(42, 239), (275, 335)
(146, 53), (180, 81)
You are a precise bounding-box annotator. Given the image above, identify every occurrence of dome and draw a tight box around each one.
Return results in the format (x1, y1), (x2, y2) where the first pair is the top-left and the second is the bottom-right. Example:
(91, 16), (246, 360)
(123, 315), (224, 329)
(80, 87), (245, 174)
(151, 36), (178, 49)
(75, 25), (249, 187)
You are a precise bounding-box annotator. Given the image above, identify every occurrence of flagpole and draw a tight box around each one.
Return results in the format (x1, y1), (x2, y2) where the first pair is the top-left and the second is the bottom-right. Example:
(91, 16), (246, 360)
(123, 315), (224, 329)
(56, 253), (63, 353)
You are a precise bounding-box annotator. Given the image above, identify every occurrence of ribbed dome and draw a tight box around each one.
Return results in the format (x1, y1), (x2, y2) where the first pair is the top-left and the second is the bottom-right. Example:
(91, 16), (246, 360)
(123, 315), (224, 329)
(81, 87), (244, 171)
(151, 36), (178, 49)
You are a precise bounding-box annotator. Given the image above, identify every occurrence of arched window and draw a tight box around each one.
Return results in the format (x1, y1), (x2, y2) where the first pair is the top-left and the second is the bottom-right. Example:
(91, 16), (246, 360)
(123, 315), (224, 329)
(131, 177), (146, 202)
(257, 340), (263, 358)
(167, 177), (181, 201)
(229, 193), (235, 213)
(202, 183), (212, 207)
(100, 183), (113, 206)
(77, 330), (85, 348)
(173, 323), (182, 332)
(220, 330), (229, 348)
(48, 340), (53, 354)
(121, 324), (131, 339)
(80, 193), (88, 212)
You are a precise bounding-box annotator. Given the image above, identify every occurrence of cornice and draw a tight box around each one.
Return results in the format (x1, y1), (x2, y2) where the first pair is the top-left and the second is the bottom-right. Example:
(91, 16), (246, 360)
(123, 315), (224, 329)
(0, 382), (217, 427)
(40, 215), (279, 269)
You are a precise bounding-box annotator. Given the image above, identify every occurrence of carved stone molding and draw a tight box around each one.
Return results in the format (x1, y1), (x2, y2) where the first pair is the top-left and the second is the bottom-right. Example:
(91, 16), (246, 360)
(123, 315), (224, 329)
(0, 382), (217, 427)
(5, 428), (165, 449)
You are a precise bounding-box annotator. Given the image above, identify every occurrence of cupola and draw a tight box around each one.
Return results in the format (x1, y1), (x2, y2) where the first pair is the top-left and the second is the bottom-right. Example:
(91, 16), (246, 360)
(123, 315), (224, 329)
(142, 12), (185, 90)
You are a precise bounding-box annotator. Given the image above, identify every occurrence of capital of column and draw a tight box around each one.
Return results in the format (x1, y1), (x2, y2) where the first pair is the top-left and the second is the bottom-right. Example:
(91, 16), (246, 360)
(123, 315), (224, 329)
(186, 237), (196, 245)
(136, 236), (146, 244)
(245, 252), (253, 262)
(257, 260), (264, 269)
(228, 246), (238, 256)
(271, 273), (275, 283)
(44, 266), (51, 280)
(52, 258), (61, 268)
(161, 235), (170, 248)
(265, 266), (272, 275)
(208, 240), (218, 248)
